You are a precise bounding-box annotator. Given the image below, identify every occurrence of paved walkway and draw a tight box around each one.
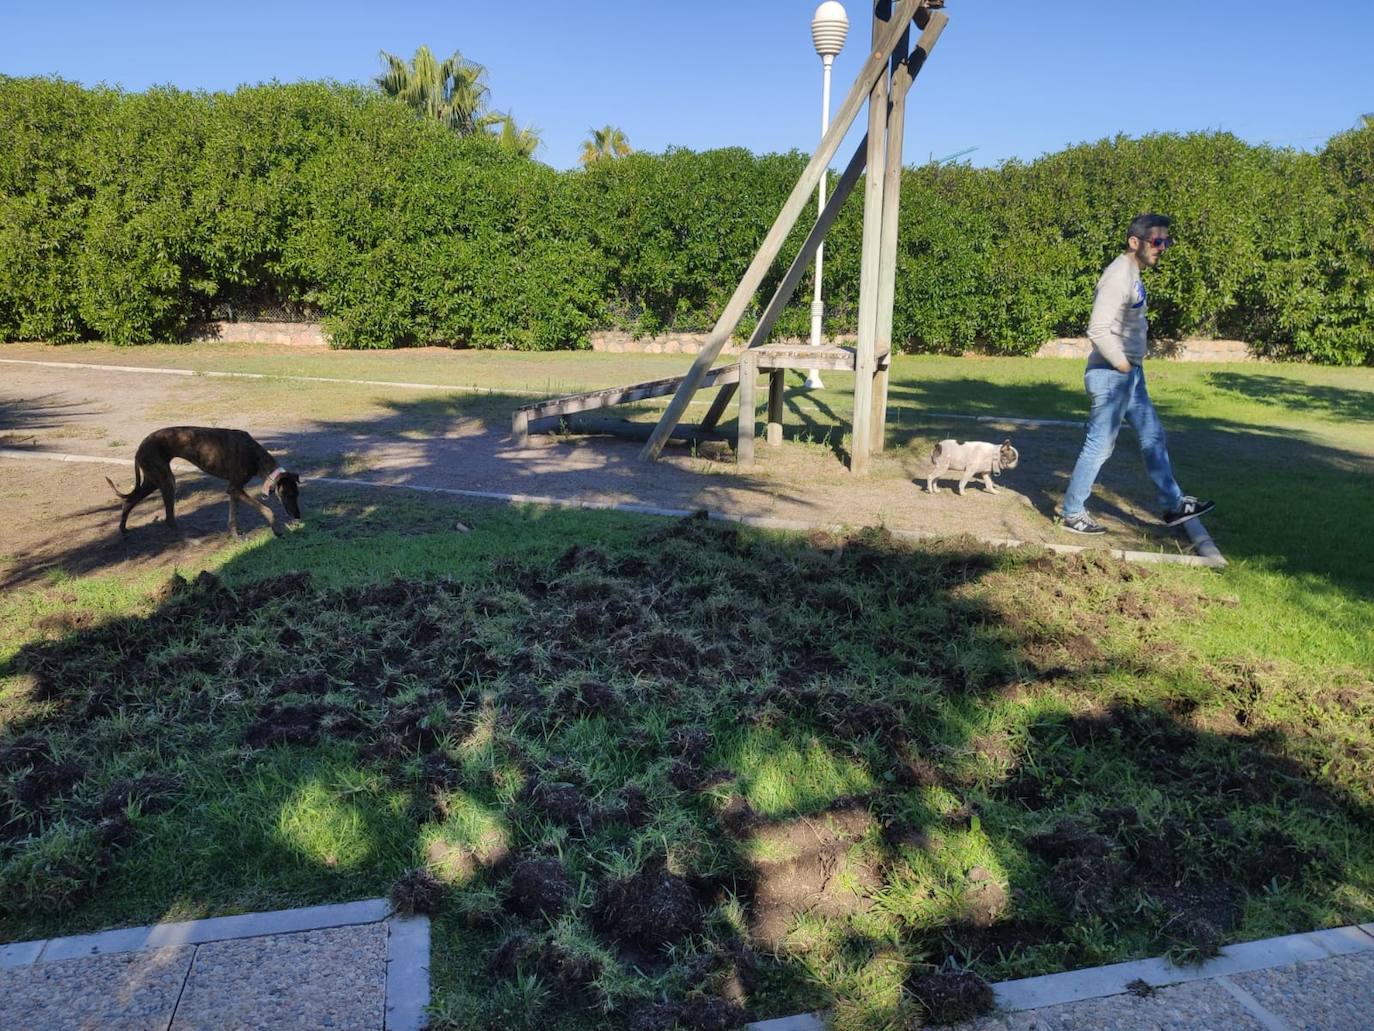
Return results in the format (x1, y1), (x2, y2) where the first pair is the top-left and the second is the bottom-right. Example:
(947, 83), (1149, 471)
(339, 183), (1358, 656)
(0, 900), (427, 1031)
(5, 907), (1370, 1029)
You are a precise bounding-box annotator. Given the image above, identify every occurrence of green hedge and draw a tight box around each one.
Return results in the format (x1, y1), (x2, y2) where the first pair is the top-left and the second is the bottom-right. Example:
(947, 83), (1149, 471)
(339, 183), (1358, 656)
(2, 76), (1371, 362)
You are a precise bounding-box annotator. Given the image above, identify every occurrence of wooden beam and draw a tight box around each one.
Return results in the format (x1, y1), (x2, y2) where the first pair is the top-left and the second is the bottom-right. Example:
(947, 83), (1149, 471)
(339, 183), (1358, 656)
(638, 0), (930, 461)
(850, 1), (894, 477)
(872, 10), (947, 454)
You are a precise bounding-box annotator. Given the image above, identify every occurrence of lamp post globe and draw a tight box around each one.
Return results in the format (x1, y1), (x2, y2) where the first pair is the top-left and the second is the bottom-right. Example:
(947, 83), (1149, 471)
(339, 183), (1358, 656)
(805, 2), (848, 390)
(812, 1), (849, 58)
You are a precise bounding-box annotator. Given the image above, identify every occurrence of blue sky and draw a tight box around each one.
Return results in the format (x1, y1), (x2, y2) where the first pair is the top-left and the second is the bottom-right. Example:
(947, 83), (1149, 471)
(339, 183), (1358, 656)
(3, 1), (1370, 171)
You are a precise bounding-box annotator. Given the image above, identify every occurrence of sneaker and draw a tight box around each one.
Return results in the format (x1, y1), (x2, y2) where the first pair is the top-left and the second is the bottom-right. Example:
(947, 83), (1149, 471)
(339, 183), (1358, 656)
(1061, 512), (1107, 535)
(1162, 496), (1215, 527)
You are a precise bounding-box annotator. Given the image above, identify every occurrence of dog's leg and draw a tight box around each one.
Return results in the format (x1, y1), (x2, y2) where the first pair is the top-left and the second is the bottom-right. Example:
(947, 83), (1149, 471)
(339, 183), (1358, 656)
(982, 473), (1000, 494)
(957, 471), (971, 496)
(118, 481), (158, 532)
(927, 464), (945, 494)
(232, 488), (283, 537)
(158, 473), (178, 531)
(227, 489), (241, 538)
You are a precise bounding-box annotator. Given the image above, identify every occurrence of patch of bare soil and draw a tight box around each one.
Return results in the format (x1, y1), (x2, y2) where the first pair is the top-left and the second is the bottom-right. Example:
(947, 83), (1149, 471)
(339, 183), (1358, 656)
(738, 801), (883, 947)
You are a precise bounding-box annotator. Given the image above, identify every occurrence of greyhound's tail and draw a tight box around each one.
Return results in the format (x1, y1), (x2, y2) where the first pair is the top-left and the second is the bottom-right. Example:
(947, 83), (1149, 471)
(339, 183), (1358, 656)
(106, 463), (142, 500)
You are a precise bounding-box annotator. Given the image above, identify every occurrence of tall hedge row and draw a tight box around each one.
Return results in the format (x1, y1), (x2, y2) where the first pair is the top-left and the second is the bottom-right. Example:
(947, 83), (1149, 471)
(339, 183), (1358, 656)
(2, 76), (1371, 362)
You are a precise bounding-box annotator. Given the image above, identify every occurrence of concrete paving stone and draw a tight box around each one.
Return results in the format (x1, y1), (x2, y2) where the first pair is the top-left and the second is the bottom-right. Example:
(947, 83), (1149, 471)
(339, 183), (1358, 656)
(170, 923), (386, 1031)
(0, 945), (194, 1031)
(747, 1014), (826, 1031)
(1229, 950), (1374, 1031)
(993, 956), (1172, 1009)
(36, 899), (389, 963)
(384, 916), (430, 1031)
(1304, 925), (1374, 957)
(0, 938), (46, 968)
(961, 978), (1273, 1030)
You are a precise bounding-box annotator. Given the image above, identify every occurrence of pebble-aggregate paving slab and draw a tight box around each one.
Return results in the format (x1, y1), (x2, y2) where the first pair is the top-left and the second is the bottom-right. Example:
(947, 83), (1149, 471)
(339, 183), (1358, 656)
(1228, 949), (1374, 1031)
(0, 945), (194, 1031)
(168, 923), (387, 1031)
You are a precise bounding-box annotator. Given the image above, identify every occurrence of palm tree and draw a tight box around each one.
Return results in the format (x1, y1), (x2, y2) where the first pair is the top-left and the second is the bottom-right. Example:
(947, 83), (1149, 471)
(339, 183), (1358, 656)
(489, 111), (542, 159)
(375, 45), (491, 135)
(579, 125), (633, 166)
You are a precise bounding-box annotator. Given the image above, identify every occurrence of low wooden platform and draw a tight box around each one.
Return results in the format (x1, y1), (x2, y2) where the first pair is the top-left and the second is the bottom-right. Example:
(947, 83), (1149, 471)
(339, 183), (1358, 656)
(511, 363), (741, 445)
(735, 344), (890, 466)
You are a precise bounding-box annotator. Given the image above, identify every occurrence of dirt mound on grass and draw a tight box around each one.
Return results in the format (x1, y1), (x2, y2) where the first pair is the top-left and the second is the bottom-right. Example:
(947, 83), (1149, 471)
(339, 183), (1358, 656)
(906, 969), (995, 1024)
(506, 856), (573, 919)
(593, 862), (704, 950)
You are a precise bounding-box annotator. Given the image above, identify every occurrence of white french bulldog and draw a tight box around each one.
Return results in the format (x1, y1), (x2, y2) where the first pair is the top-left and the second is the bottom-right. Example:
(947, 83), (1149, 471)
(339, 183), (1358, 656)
(926, 438), (1020, 495)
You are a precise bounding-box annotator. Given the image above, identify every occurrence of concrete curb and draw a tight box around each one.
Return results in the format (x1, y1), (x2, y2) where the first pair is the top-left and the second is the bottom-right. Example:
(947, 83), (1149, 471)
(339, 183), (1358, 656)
(0, 447), (1227, 569)
(743, 925), (1374, 1029)
(0, 899), (429, 1030)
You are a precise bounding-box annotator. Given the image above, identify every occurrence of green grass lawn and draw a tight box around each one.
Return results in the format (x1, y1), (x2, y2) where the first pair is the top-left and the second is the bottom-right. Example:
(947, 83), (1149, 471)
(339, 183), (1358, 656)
(2, 348), (1372, 1030)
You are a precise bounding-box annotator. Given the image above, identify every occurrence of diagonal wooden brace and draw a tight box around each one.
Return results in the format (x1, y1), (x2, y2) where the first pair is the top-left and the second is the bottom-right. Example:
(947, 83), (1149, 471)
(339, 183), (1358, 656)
(640, 0), (932, 461)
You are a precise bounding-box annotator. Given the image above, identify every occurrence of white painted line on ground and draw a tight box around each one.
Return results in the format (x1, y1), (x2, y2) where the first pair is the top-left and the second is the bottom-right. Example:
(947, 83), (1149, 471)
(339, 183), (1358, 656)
(29, 898), (392, 964)
(384, 916), (431, 1031)
(0, 447), (1228, 569)
(921, 410), (1085, 428)
(0, 356), (546, 397)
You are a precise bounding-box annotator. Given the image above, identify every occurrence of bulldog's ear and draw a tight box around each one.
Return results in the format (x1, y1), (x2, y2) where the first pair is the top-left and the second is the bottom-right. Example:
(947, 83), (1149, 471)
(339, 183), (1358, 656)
(1002, 438), (1013, 447)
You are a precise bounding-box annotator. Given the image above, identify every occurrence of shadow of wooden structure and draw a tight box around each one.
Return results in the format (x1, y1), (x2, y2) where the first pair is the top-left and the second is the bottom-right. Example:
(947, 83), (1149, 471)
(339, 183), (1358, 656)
(512, 1), (948, 474)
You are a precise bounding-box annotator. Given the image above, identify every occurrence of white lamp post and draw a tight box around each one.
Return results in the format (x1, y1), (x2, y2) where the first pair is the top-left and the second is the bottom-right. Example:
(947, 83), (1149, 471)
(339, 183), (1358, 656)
(805, 1), (849, 390)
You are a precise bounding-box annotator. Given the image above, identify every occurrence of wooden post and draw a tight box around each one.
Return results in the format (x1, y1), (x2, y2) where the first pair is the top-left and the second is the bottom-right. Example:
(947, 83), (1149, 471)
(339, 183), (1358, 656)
(700, 380), (739, 434)
(870, 25), (910, 455)
(850, 0), (893, 477)
(870, 10), (945, 452)
(639, 0), (928, 461)
(737, 354), (757, 467)
(767, 371), (785, 446)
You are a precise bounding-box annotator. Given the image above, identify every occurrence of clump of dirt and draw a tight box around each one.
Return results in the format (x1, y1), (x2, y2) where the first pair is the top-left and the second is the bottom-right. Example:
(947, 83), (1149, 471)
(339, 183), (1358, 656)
(613, 784), (652, 828)
(881, 818), (932, 852)
(1027, 819), (1114, 863)
(487, 931), (602, 1000)
(962, 867), (1008, 928)
(594, 862), (703, 950)
(0, 734), (53, 771)
(720, 795), (759, 836)
(13, 758), (85, 808)
(97, 774), (180, 817)
(522, 779), (597, 832)
(906, 968), (995, 1024)
(553, 679), (621, 717)
(506, 856), (573, 919)
(1045, 855), (1125, 920)
(744, 802), (882, 946)
(667, 727), (713, 790)
(270, 670), (330, 697)
(242, 702), (362, 748)
(1000, 767), (1049, 810)
(389, 867), (445, 916)
(939, 919), (1058, 967)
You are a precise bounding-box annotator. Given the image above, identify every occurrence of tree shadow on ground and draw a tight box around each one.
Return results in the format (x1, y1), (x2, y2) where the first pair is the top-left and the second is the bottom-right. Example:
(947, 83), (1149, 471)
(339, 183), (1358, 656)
(1203, 371), (1374, 424)
(2, 515), (1371, 1028)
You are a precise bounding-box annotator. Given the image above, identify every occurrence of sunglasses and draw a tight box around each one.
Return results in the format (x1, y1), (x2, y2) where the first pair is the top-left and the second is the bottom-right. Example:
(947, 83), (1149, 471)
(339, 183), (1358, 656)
(1146, 236), (1173, 249)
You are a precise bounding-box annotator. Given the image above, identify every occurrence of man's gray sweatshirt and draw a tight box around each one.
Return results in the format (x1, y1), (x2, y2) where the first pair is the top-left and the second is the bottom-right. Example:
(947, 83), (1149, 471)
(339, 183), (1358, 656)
(1086, 253), (1148, 370)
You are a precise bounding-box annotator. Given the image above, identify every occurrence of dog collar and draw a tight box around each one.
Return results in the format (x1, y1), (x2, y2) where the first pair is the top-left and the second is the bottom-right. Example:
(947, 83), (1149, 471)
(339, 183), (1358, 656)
(262, 467), (285, 495)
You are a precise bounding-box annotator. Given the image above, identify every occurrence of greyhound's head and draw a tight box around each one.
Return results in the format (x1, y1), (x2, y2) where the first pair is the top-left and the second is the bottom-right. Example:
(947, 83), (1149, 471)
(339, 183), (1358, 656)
(272, 471), (302, 519)
(998, 439), (1020, 472)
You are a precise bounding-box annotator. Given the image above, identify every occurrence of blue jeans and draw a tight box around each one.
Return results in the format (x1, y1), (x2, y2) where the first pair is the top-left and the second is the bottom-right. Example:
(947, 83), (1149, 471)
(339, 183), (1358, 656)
(1062, 365), (1183, 518)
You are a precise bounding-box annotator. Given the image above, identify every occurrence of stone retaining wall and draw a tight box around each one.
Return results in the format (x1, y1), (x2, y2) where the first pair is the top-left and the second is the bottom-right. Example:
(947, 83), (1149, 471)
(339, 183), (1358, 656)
(183, 322), (1257, 361)
(187, 321), (328, 348)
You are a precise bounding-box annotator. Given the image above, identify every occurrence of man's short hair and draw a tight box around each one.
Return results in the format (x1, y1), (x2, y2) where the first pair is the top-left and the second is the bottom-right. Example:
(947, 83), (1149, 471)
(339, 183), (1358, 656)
(1127, 213), (1170, 246)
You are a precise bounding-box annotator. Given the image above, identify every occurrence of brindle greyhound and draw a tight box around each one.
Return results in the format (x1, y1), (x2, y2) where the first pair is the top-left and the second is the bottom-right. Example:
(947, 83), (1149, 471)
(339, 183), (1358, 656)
(106, 427), (301, 537)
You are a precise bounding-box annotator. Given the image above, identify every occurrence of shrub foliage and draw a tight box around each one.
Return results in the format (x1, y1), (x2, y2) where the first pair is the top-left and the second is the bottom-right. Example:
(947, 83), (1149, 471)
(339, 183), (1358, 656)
(2, 76), (1371, 362)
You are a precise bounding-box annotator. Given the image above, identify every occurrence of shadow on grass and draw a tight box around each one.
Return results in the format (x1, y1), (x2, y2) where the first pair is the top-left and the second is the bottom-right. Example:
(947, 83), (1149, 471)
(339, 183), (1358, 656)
(2, 513), (1372, 1029)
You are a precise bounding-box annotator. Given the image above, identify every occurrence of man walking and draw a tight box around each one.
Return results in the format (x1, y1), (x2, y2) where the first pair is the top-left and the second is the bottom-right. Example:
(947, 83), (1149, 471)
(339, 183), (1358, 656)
(1060, 213), (1214, 535)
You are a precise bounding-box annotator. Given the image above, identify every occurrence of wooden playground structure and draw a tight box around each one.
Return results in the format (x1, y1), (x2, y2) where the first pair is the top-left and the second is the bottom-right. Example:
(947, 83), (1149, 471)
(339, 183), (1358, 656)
(513, 0), (948, 476)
